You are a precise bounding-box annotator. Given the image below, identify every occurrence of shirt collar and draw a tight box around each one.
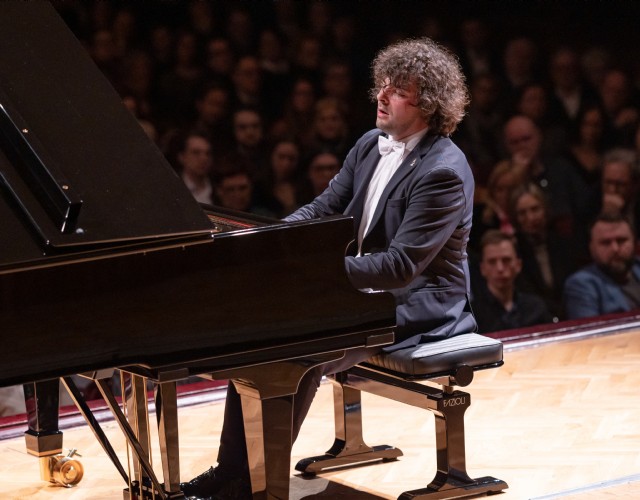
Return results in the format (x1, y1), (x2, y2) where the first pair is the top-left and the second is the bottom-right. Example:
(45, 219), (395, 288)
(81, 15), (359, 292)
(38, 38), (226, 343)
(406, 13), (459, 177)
(389, 127), (429, 154)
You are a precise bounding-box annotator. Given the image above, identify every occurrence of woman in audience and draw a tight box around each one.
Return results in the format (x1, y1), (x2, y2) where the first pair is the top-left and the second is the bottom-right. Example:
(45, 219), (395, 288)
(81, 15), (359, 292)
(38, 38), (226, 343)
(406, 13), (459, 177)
(509, 182), (580, 320)
(469, 161), (517, 252)
(254, 139), (302, 218)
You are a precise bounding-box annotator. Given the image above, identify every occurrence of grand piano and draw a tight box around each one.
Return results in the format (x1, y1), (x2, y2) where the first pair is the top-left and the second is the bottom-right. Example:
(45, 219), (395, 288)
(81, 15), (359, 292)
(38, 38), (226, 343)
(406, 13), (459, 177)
(0, 3), (396, 499)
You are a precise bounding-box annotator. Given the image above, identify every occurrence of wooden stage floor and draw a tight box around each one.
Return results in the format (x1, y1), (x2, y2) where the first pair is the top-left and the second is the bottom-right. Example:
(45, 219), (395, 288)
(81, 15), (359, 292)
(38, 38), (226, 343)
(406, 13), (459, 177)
(1, 328), (640, 499)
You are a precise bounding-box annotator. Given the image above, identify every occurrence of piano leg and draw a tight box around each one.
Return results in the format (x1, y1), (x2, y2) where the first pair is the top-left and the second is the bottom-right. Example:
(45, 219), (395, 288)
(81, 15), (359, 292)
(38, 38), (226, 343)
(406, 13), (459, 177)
(211, 351), (345, 500)
(123, 374), (152, 485)
(155, 381), (181, 495)
(23, 380), (63, 481)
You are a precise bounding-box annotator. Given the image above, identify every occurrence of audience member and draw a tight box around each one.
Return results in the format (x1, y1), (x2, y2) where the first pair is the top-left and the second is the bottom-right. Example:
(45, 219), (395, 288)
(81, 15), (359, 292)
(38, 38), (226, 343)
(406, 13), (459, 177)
(452, 72), (504, 186)
(192, 82), (234, 157)
(254, 139), (302, 218)
(89, 28), (121, 88)
(470, 161), (517, 252)
(231, 107), (268, 180)
(185, 0), (218, 43)
(296, 150), (341, 205)
(472, 230), (553, 333)
(563, 104), (609, 250)
(230, 55), (263, 109)
(176, 131), (215, 205)
(268, 76), (317, 144)
(290, 34), (323, 88)
(499, 114), (580, 236)
(147, 24), (175, 78)
(455, 17), (499, 81)
(204, 37), (236, 85)
(224, 6), (256, 57)
(111, 7), (138, 58)
(514, 82), (567, 156)
(580, 46), (612, 91)
(510, 182), (580, 319)
(119, 50), (155, 120)
(257, 27), (292, 117)
(499, 37), (540, 114)
(547, 46), (600, 129)
(122, 94), (157, 142)
(213, 163), (274, 217)
(305, 97), (352, 160)
(599, 69), (640, 148)
(320, 58), (370, 137)
(590, 148), (640, 239)
(155, 30), (204, 129)
(564, 212), (640, 319)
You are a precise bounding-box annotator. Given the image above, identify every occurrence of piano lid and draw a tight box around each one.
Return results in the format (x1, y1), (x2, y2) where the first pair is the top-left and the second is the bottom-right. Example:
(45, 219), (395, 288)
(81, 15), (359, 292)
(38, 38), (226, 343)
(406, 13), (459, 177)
(0, 2), (213, 254)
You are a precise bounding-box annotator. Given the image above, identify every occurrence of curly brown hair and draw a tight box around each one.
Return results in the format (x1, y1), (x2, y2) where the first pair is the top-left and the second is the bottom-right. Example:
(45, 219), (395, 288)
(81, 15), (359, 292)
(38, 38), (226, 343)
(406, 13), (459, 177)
(370, 37), (469, 136)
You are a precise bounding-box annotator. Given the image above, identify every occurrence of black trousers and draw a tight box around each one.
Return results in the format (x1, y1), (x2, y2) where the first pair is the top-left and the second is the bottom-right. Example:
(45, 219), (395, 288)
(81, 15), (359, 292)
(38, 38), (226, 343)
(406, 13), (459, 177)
(215, 345), (383, 475)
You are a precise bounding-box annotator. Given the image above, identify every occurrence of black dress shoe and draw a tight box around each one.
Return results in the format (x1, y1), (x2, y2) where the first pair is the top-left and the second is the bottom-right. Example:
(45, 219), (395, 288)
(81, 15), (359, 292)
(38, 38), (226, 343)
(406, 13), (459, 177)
(180, 466), (252, 499)
(180, 466), (221, 498)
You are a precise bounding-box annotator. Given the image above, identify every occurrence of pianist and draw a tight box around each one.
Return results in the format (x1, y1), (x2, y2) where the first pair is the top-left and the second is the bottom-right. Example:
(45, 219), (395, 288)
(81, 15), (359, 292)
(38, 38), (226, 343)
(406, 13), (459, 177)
(181, 36), (477, 499)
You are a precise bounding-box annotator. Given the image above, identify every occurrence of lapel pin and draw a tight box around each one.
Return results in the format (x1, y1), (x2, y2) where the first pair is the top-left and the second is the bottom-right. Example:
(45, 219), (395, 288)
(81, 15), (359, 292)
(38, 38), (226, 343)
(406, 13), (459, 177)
(410, 159), (417, 167)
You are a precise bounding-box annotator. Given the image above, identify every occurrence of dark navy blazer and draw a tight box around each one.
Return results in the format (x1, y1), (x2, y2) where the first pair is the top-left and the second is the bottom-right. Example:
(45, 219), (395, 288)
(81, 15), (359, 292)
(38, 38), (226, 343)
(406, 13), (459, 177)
(285, 129), (478, 351)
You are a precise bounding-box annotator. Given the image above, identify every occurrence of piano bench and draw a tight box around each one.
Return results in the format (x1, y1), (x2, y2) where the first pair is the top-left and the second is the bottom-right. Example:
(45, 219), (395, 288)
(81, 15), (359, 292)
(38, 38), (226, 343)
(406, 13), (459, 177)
(295, 333), (509, 499)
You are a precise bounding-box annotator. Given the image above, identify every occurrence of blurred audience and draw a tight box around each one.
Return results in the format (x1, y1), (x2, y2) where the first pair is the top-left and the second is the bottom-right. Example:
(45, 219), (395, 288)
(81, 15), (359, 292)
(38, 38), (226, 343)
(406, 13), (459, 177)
(41, 1), (640, 332)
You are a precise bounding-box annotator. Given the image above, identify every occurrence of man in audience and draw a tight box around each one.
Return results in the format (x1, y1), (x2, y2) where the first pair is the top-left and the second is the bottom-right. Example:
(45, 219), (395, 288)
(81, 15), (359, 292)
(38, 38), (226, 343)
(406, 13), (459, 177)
(176, 131), (215, 205)
(231, 106), (268, 180)
(500, 114), (585, 237)
(213, 161), (275, 217)
(595, 148), (640, 238)
(564, 212), (640, 319)
(472, 230), (553, 333)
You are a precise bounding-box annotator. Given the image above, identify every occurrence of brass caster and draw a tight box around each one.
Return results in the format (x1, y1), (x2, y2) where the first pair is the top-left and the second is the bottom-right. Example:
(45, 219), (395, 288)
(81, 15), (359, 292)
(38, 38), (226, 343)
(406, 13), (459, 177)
(40, 448), (84, 487)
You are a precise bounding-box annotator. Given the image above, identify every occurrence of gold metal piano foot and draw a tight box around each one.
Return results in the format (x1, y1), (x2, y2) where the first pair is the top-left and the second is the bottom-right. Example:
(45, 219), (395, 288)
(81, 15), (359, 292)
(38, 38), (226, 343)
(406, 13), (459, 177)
(39, 449), (84, 487)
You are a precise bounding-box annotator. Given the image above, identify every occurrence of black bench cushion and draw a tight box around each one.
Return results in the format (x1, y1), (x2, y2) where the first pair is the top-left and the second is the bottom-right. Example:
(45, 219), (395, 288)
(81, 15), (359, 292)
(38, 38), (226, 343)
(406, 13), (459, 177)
(364, 333), (503, 377)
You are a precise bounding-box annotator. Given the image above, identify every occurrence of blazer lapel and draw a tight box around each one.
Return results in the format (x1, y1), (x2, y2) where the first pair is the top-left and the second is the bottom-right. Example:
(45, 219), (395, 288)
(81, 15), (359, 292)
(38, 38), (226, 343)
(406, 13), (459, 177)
(364, 134), (438, 239)
(344, 134), (385, 228)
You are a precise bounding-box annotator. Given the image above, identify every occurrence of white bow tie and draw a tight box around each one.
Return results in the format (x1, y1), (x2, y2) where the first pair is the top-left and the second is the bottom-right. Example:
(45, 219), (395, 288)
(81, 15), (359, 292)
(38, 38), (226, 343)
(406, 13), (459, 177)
(378, 135), (405, 156)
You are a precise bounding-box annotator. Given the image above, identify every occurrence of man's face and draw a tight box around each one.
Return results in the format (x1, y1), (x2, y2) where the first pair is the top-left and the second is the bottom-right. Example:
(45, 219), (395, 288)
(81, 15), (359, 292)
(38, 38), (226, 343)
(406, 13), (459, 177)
(233, 110), (263, 148)
(590, 220), (635, 279)
(179, 136), (212, 178)
(504, 117), (542, 160)
(308, 153), (340, 194)
(233, 57), (261, 95)
(314, 106), (344, 140)
(375, 78), (427, 140)
(271, 142), (299, 178)
(198, 88), (229, 124)
(602, 160), (634, 206)
(515, 193), (546, 237)
(480, 240), (522, 292)
(216, 173), (252, 211)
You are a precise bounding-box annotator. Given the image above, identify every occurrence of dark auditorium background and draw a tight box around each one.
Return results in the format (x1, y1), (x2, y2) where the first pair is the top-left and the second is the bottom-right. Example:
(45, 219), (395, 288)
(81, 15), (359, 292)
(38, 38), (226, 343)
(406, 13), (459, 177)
(51, 0), (640, 329)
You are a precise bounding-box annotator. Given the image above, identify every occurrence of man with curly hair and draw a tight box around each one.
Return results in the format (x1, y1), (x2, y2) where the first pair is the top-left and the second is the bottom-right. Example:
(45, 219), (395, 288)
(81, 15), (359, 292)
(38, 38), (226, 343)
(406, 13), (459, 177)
(182, 37), (476, 499)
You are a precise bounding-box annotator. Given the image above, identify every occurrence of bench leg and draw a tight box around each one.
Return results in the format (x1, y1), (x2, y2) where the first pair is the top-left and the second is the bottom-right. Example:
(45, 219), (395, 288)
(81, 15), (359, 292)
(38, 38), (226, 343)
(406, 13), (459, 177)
(397, 390), (507, 499)
(295, 372), (402, 475)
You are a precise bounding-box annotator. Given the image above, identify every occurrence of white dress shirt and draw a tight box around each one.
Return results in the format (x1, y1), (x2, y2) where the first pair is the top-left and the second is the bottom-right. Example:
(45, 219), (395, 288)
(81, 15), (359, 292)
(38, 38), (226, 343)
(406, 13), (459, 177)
(357, 128), (428, 254)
